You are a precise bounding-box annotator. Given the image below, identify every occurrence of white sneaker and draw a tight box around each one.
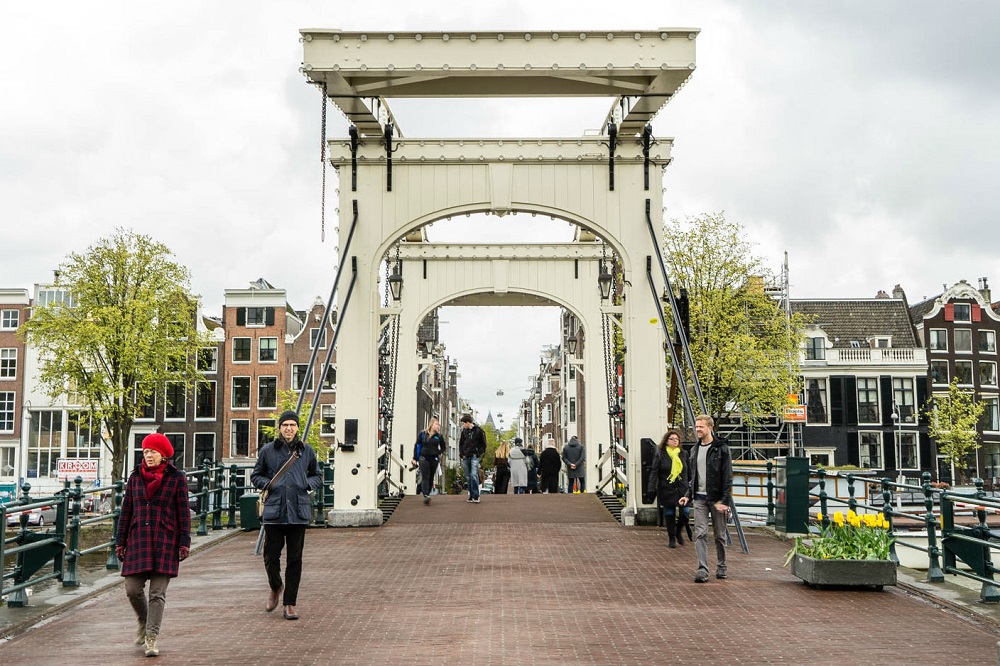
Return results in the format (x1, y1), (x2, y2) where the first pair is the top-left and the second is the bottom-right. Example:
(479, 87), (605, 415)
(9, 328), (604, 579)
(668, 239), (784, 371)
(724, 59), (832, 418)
(472, 497), (480, 503)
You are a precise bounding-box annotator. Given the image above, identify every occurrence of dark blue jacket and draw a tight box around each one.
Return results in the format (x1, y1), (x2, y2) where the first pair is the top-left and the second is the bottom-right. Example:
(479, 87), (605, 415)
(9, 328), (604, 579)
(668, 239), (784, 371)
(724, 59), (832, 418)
(251, 437), (322, 525)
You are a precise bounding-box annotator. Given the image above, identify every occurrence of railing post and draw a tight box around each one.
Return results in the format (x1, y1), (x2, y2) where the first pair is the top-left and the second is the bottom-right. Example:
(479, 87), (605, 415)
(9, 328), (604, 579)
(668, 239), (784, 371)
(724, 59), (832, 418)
(765, 461), (775, 526)
(227, 464), (239, 529)
(197, 461), (209, 536)
(975, 478), (1000, 603)
(847, 473), (857, 515)
(7, 483), (33, 607)
(882, 478), (899, 565)
(921, 471), (944, 582)
(212, 462), (224, 530)
(817, 468), (829, 528)
(64, 476), (83, 587)
(107, 480), (123, 570)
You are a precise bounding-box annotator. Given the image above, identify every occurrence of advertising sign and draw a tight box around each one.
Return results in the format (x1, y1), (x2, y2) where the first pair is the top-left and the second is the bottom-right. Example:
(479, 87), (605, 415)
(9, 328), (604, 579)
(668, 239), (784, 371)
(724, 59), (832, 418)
(57, 459), (99, 481)
(782, 405), (807, 423)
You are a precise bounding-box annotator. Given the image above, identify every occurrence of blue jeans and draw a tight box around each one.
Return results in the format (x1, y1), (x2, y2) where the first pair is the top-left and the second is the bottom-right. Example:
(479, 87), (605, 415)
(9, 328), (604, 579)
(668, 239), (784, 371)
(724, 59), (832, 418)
(462, 456), (480, 499)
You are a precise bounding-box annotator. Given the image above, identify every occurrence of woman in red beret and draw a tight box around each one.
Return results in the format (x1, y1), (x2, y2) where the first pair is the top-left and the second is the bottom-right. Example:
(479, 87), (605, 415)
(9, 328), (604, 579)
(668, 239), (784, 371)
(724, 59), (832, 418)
(115, 432), (191, 657)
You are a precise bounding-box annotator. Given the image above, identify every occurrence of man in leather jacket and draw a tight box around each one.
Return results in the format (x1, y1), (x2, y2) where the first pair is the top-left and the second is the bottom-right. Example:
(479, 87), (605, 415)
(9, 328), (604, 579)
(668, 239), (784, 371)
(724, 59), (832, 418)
(679, 414), (733, 583)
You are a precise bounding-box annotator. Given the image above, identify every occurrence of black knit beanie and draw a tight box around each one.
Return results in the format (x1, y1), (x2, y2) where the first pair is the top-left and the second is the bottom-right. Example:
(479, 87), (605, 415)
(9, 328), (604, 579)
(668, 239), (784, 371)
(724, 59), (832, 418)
(278, 410), (299, 426)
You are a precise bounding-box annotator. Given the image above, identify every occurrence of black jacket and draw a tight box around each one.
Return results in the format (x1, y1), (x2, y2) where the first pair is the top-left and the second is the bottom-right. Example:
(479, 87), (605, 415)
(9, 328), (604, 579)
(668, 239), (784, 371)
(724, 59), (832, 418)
(684, 436), (733, 505)
(646, 447), (690, 507)
(414, 431), (446, 460)
(459, 424), (487, 458)
(251, 437), (323, 525)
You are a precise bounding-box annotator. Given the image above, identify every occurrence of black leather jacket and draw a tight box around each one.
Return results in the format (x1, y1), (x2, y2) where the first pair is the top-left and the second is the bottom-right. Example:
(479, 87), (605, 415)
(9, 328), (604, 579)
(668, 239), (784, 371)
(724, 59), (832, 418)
(684, 437), (733, 505)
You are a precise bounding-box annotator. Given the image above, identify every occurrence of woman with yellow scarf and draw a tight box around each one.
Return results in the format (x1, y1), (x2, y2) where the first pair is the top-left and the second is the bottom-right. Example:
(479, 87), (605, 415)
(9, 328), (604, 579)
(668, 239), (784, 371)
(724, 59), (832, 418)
(646, 429), (690, 548)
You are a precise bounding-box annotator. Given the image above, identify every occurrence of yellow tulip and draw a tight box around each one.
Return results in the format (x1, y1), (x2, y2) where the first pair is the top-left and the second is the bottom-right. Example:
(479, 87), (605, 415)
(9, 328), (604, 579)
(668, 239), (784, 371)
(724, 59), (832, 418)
(816, 512), (823, 522)
(833, 511), (845, 526)
(847, 509), (857, 521)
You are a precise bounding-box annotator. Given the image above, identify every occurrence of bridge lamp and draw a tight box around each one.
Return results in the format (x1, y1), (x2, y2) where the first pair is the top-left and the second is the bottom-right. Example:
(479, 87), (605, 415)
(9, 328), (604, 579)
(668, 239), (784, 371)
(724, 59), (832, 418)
(566, 334), (578, 356)
(388, 263), (403, 301)
(598, 263), (613, 300)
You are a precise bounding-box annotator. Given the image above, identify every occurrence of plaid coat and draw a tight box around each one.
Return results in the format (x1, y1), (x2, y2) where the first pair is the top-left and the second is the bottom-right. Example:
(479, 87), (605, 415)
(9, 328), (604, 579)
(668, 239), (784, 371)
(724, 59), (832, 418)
(116, 462), (191, 577)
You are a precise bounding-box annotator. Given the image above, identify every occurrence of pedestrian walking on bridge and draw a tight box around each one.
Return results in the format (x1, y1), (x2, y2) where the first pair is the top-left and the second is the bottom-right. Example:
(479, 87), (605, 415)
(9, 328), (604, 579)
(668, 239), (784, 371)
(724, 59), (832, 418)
(412, 417), (446, 504)
(645, 429), (689, 548)
(115, 432), (191, 658)
(679, 414), (733, 583)
(539, 438), (562, 493)
(562, 435), (586, 493)
(459, 414), (487, 502)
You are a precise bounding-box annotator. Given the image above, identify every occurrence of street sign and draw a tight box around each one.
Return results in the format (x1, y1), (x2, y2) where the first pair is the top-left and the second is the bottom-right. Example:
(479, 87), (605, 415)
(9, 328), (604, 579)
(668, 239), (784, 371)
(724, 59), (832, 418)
(782, 405), (807, 423)
(57, 459), (99, 481)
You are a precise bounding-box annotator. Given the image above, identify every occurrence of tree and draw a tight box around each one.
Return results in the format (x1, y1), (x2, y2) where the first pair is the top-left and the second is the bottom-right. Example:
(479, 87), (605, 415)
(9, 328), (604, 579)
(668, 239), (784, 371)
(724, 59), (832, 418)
(662, 212), (807, 424)
(21, 229), (209, 481)
(925, 379), (986, 482)
(259, 389), (330, 461)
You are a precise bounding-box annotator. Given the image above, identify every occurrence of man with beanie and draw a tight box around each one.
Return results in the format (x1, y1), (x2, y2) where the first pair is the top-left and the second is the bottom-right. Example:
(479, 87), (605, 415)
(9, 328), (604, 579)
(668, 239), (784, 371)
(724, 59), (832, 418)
(458, 414), (487, 503)
(251, 410), (322, 620)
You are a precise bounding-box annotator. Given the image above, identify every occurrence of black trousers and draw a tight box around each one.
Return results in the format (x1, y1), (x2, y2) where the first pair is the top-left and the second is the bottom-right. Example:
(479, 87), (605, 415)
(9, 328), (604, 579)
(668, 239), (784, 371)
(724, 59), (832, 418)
(419, 457), (438, 496)
(540, 474), (559, 493)
(495, 465), (510, 494)
(263, 523), (306, 606)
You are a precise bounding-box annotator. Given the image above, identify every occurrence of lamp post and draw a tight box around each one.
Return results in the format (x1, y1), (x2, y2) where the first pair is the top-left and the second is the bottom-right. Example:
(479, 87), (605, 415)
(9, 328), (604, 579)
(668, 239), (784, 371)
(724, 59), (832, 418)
(388, 262), (403, 301)
(891, 402), (903, 510)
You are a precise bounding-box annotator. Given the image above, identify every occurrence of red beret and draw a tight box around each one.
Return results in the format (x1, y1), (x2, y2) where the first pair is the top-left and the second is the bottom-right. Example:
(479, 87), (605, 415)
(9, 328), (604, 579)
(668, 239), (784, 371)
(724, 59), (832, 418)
(142, 433), (174, 459)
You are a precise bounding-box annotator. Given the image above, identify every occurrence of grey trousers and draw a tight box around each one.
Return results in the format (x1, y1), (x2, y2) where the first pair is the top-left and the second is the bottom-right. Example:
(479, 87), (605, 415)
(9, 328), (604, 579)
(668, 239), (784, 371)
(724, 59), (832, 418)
(125, 573), (171, 635)
(693, 498), (728, 576)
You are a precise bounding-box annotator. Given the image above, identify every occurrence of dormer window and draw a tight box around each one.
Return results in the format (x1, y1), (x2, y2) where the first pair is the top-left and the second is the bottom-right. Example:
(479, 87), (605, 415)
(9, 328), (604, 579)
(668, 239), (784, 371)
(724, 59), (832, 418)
(850, 340), (862, 348)
(805, 337), (826, 360)
(871, 337), (891, 349)
(953, 303), (971, 322)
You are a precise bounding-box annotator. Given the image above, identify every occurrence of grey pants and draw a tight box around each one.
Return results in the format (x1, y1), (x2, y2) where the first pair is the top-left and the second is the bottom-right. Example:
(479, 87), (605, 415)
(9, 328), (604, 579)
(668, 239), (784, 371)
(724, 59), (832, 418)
(693, 498), (728, 576)
(125, 573), (171, 636)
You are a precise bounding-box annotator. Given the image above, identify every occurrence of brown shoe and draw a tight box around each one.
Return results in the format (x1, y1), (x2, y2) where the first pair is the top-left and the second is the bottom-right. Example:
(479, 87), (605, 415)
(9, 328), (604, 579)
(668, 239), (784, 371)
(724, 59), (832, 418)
(265, 585), (282, 612)
(283, 605), (299, 620)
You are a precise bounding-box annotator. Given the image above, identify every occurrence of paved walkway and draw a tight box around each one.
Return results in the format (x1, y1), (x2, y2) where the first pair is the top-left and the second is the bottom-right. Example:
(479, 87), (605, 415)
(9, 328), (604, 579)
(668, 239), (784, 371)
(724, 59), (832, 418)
(2, 493), (1000, 665)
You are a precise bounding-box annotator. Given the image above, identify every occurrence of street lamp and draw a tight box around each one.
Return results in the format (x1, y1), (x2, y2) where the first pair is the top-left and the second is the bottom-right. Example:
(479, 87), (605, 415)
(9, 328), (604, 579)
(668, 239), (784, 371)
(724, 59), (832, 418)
(566, 334), (578, 356)
(891, 403), (903, 509)
(598, 262), (613, 300)
(388, 262), (403, 301)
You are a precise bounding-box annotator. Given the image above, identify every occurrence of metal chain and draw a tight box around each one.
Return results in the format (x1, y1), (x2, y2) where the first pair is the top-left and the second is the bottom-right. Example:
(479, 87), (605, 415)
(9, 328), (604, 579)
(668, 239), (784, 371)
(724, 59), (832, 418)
(320, 81), (328, 242)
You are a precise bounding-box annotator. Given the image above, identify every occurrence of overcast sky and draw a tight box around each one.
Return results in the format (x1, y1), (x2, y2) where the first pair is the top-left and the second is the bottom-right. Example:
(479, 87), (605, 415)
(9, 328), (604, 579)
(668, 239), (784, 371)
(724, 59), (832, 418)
(3, 2), (999, 425)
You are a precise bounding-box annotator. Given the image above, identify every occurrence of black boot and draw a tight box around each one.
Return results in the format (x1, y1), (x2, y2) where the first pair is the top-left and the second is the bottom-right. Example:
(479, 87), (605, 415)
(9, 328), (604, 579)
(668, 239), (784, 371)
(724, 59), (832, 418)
(665, 513), (677, 548)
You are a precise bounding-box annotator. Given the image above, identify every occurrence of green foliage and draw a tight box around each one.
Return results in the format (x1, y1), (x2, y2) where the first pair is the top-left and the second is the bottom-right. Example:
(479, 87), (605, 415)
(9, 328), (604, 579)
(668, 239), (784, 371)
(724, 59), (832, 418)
(21, 228), (209, 481)
(662, 212), (806, 424)
(259, 389), (329, 461)
(924, 379), (986, 474)
(481, 421), (517, 469)
(785, 511), (893, 565)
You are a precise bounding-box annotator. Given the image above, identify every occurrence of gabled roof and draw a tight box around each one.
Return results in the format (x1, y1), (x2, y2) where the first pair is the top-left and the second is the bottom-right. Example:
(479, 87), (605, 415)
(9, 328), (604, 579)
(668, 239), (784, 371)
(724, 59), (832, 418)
(791, 299), (918, 348)
(907, 295), (939, 326)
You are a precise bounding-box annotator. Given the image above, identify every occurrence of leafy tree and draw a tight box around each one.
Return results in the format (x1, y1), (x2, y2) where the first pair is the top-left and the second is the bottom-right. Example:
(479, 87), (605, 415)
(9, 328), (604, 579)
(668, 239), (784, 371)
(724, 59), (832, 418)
(260, 389), (329, 461)
(21, 229), (209, 481)
(662, 212), (807, 425)
(924, 379), (986, 481)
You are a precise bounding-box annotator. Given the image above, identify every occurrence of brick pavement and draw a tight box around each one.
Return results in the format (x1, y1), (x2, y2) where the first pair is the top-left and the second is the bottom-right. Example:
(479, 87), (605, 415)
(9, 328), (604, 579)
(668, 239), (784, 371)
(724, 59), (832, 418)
(1, 493), (999, 665)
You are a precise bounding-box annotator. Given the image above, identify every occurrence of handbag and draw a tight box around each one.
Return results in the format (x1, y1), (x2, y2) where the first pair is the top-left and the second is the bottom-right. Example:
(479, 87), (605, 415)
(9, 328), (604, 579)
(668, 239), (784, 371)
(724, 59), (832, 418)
(257, 449), (300, 519)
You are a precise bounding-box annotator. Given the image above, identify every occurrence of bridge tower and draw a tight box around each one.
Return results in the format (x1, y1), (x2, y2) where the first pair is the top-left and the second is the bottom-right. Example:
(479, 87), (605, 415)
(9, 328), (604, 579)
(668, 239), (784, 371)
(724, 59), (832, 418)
(300, 29), (699, 525)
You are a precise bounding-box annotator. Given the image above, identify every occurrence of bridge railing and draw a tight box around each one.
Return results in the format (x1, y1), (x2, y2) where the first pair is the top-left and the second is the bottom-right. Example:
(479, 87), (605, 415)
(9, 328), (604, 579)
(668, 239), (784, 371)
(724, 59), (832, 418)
(2, 461), (335, 607)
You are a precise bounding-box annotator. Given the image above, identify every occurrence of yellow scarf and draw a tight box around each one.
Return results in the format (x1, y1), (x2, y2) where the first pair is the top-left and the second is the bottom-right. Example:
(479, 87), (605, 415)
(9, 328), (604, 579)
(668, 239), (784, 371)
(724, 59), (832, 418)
(666, 446), (683, 483)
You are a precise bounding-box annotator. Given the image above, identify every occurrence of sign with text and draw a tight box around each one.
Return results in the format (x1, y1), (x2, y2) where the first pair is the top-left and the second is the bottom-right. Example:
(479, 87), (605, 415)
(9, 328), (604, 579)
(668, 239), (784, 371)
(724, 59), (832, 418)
(57, 459), (99, 481)
(782, 405), (807, 423)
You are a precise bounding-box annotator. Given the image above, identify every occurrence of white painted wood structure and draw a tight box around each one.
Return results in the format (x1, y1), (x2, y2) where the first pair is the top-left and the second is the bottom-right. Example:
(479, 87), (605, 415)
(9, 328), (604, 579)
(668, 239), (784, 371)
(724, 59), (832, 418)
(300, 29), (698, 525)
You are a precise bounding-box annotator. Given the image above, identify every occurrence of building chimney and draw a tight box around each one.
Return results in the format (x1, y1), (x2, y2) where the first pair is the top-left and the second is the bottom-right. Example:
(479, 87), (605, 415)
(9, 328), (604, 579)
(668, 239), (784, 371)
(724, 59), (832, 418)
(892, 284), (906, 300)
(875, 290), (889, 299)
(979, 277), (991, 304)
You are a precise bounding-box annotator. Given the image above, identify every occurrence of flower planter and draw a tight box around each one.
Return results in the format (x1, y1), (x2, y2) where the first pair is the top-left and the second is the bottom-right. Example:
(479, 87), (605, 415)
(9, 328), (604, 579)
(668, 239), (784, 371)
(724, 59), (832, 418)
(790, 553), (896, 590)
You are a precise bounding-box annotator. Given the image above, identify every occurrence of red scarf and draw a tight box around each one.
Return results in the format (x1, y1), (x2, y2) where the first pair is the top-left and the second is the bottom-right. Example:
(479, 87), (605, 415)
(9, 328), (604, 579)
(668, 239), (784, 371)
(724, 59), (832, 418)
(140, 462), (167, 497)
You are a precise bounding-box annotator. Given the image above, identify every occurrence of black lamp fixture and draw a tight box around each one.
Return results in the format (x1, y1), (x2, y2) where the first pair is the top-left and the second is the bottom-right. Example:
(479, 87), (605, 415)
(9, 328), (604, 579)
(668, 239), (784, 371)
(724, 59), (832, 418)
(422, 339), (435, 355)
(598, 262), (613, 300)
(566, 334), (578, 356)
(388, 262), (403, 301)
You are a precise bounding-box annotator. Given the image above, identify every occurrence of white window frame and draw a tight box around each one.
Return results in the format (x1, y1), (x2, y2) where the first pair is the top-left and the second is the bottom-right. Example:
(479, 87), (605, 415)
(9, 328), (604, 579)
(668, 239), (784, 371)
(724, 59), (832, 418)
(232, 337), (252, 363)
(804, 378), (829, 425)
(292, 364), (314, 392)
(321, 365), (336, 393)
(954, 360), (974, 386)
(981, 361), (998, 388)
(953, 303), (971, 322)
(858, 431), (884, 469)
(163, 381), (187, 421)
(982, 396), (1000, 432)
(0, 391), (14, 433)
(954, 329), (973, 354)
(310, 327), (327, 350)
(929, 329), (947, 352)
(230, 419), (251, 457)
(0, 309), (18, 330)
(930, 360), (949, 385)
(980, 330), (997, 354)
(321, 404), (336, 436)
(896, 431), (919, 470)
(245, 307), (266, 327)
(197, 347), (218, 373)
(231, 376), (251, 410)
(257, 376), (278, 409)
(0, 348), (16, 380)
(856, 377), (880, 424)
(892, 377), (916, 423)
(195, 380), (216, 420)
(258, 337), (278, 363)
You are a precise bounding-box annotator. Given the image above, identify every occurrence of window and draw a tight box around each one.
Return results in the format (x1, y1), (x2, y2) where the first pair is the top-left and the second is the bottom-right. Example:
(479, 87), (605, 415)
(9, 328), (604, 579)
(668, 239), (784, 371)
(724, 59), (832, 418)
(955, 360), (974, 385)
(856, 378), (879, 424)
(310, 327), (327, 350)
(568, 364), (576, 380)
(858, 432), (883, 469)
(931, 360), (949, 385)
(982, 397), (1000, 432)
(165, 434), (184, 465)
(805, 379), (828, 424)
(954, 329), (973, 353)
(36, 289), (76, 308)
(872, 337), (890, 349)
(569, 397), (576, 422)
(292, 365), (314, 392)
(929, 329), (947, 351)
(134, 384), (156, 420)
(66, 411), (101, 460)
(321, 404), (336, 435)
(892, 378), (916, 422)
(981, 362), (998, 387)
(196, 381), (216, 419)
(0, 349), (16, 379)
(0, 309), (19, 329)
(164, 382), (186, 419)
(322, 366), (336, 392)
(808, 452), (832, 467)
(259, 337), (278, 363)
(232, 337), (251, 363)
(543, 404), (552, 425)
(246, 307), (266, 326)
(897, 432), (919, 470)
(232, 377), (251, 409)
(953, 303), (971, 322)
(231, 419), (250, 457)
(194, 433), (215, 466)
(257, 419), (275, 448)
(805, 337), (826, 360)
(1, 446), (15, 478)
(258, 377), (277, 409)
(980, 331), (997, 353)
(0, 392), (14, 433)
(26, 410), (62, 478)
(197, 348), (217, 373)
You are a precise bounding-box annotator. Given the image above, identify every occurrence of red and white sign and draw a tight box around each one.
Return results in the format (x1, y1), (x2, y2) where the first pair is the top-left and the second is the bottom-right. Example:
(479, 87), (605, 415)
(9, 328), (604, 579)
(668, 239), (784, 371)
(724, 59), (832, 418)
(782, 405), (807, 423)
(57, 459), (99, 481)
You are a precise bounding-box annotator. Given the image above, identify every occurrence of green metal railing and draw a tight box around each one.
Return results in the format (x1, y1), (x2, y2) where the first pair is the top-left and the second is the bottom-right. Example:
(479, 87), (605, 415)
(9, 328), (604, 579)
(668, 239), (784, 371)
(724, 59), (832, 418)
(2, 460), (335, 607)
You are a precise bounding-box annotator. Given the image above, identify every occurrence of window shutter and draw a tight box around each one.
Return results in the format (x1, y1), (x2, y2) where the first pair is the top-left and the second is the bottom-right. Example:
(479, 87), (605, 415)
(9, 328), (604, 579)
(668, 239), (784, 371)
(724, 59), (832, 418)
(236, 308), (246, 326)
(944, 303), (954, 321)
(830, 376), (844, 426)
(880, 376), (892, 425)
(846, 431), (860, 467)
(266, 307), (275, 326)
(972, 304), (982, 322)
(844, 376), (858, 425)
